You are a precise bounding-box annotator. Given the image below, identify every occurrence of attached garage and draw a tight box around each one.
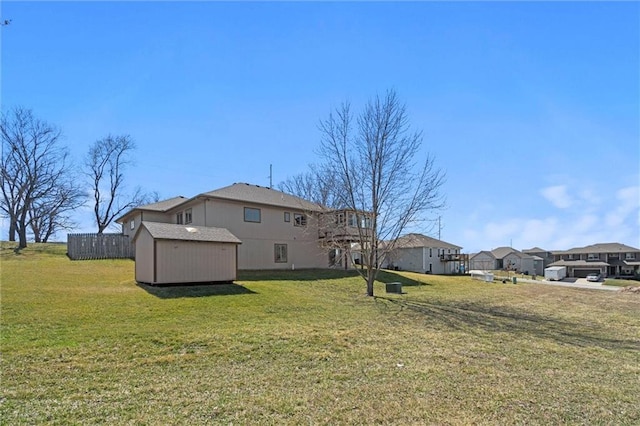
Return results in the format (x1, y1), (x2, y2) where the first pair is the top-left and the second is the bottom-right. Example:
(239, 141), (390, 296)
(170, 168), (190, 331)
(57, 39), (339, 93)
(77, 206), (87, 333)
(133, 222), (241, 285)
(573, 268), (602, 278)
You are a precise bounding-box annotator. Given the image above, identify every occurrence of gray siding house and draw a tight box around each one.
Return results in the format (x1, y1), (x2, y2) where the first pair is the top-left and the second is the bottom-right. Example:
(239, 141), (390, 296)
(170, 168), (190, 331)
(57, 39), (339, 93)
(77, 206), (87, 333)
(384, 233), (466, 274)
(470, 247), (535, 274)
(548, 243), (640, 278)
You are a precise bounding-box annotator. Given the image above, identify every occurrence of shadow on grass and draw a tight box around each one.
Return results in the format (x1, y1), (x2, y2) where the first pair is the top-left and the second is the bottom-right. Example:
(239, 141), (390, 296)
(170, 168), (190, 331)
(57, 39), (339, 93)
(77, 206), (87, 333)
(138, 282), (257, 299)
(375, 296), (640, 351)
(238, 268), (361, 282)
(237, 268), (430, 287)
(375, 269), (432, 287)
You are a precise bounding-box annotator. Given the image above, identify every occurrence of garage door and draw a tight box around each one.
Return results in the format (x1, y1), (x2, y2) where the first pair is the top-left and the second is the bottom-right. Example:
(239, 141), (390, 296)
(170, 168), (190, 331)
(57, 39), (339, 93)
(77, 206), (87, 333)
(574, 269), (600, 278)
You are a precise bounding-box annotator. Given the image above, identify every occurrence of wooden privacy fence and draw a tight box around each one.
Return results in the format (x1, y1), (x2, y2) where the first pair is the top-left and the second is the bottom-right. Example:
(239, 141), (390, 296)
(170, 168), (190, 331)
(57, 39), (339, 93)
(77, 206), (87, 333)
(67, 233), (134, 260)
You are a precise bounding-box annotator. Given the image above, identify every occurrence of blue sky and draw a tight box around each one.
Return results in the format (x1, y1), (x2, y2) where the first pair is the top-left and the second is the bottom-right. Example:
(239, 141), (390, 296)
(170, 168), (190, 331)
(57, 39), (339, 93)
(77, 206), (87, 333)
(1, 1), (638, 253)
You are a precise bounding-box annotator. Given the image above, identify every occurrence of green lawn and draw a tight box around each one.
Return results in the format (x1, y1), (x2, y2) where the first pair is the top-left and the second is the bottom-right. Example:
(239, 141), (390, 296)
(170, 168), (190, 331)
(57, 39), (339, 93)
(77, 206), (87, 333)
(2, 243), (639, 424)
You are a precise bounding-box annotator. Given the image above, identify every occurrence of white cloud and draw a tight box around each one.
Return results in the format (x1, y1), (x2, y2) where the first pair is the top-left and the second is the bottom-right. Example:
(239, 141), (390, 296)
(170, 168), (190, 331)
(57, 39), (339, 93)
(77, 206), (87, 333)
(605, 186), (639, 228)
(458, 185), (639, 252)
(540, 185), (573, 209)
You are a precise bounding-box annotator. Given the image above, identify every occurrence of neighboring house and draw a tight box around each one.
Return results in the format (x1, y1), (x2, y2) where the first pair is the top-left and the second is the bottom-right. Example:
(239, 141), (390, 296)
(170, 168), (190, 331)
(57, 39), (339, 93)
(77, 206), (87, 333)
(469, 247), (535, 274)
(469, 250), (498, 271)
(548, 243), (640, 278)
(522, 247), (555, 274)
(384, 233), (466, 274)
(117, 182), (368, 271)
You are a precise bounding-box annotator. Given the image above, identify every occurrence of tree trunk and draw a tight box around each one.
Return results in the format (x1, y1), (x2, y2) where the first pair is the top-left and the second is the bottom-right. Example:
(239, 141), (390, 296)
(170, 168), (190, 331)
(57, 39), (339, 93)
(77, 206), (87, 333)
(8, 220), (16, 241)
(17, 226), (28, 249)
(366, 273), (375, 297)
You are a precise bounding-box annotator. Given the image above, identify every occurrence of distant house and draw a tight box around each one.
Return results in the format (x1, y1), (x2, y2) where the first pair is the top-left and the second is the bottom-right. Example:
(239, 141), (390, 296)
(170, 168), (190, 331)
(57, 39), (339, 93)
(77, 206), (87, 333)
(117, 182), (370, 272)
(384, 233), (466, 274)
(548, 243), (640, 278)
(470, 247), (536, 274)
(522, 247), (554, 274)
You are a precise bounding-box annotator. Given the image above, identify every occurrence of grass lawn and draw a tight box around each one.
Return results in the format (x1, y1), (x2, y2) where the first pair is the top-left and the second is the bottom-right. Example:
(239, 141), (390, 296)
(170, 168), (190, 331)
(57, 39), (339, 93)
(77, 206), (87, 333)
(2, 243), (639, 424)
(604, 277), (640, 287)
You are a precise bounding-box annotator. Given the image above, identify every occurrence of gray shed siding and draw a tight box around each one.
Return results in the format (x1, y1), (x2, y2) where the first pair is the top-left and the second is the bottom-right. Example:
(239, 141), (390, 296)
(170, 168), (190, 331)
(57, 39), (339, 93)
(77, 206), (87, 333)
(154, 240), (237, 284)
(134, 225), (238, 284)
(134, 226), (155, 284)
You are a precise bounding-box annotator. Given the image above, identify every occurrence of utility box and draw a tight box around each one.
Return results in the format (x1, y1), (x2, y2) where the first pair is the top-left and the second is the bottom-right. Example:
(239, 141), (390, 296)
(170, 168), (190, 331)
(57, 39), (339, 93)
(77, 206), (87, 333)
(386, 282), (402, 294)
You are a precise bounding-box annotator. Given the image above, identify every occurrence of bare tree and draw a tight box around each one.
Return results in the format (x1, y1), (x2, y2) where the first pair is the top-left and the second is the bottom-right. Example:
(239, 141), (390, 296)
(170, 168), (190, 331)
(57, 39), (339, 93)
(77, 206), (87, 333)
(317, 90), (445, 296)
(278, 165), (341, 208)
(0, 107), (80, 249)
(86, 134), (148, 233)
(28, 173), (85, 242)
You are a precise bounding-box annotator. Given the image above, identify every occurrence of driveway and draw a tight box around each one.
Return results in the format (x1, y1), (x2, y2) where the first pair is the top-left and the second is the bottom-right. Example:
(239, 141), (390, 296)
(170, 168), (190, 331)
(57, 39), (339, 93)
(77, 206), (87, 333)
(516, 277), (620, 291)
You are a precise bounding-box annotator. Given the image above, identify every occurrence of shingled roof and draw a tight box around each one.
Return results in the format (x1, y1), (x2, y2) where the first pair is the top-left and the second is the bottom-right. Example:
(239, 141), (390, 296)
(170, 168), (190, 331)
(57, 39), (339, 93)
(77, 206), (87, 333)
(116, 196), (189, 223)
(394, 233), (462, 250)
(491, 246), (533, 259)
(552, 243), (640, 255)
(200, 182), (325, 212)
(135, 222), (241, 244)
(137, 196), (188, 212)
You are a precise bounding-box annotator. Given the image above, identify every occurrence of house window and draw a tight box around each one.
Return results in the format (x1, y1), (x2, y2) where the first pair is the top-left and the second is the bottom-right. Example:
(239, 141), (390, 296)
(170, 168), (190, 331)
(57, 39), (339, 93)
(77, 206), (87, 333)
(275, 244), (288, 263)
(130, 219), (135, 230)
(294, 213), (307, 227)
(284, 212), (290, 222)
(176, 212), (183, 224)
(625, 253), (636, 260)
(335, 212), (345, 225)
(185, 208), (192, 224)
(244, 207), (261, 223)
(587, 253), (599, 260)
(567, 254), (573, 260)
(429, 248), (432, 257)
(361, 215), (372, 229)
(348, 213), (357, 227)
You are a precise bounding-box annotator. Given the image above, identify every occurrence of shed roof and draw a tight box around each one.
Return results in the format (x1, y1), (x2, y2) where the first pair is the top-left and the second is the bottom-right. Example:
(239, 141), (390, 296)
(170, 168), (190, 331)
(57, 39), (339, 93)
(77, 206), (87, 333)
(201, 183), (325, 212)
(394, 233), (462, 250)
(135, 222), (241, 244)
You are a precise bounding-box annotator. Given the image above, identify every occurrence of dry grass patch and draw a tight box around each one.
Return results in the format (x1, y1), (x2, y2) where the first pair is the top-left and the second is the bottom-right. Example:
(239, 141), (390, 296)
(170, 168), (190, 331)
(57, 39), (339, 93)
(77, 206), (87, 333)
(1, 243), (639, 424)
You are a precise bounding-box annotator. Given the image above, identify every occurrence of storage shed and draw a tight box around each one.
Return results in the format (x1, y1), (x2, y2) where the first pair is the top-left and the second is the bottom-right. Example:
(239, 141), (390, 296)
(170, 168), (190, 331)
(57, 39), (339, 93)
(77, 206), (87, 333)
(133, 222), (242, 285)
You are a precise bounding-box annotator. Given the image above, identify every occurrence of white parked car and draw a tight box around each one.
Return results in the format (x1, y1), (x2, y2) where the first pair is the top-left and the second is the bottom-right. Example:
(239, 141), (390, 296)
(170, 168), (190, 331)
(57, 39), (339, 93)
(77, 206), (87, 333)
(586, 273), (601, 282)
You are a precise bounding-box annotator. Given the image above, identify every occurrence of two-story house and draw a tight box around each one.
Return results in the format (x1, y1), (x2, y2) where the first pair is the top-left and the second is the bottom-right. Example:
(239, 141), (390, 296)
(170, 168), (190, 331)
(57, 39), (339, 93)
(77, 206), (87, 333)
(383, 233), (466, 274)
(117, 182), (366, 271)
(548, 243), (640, 278)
